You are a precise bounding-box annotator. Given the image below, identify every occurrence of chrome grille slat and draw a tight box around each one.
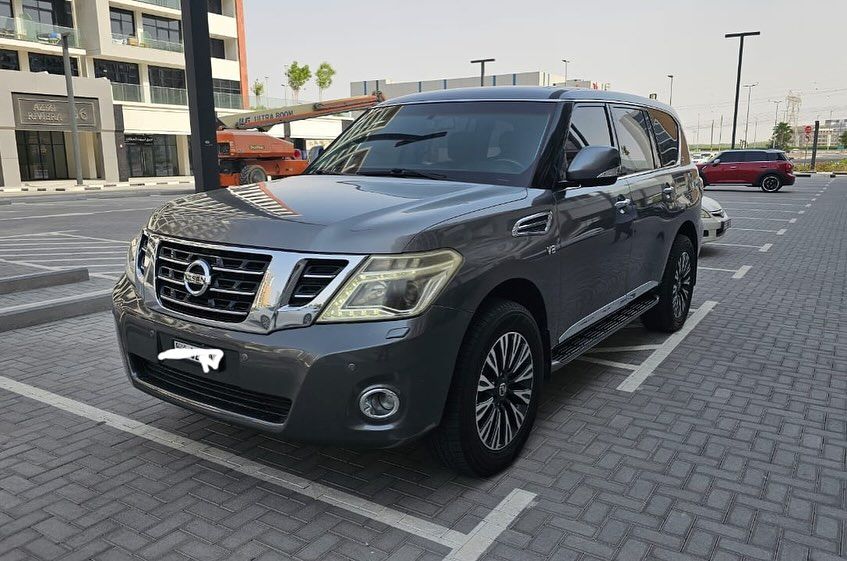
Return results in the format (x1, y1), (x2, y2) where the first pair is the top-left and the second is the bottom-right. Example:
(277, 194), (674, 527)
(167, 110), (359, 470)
(155, 239), (271, 323)
(288, 260), (348, 308)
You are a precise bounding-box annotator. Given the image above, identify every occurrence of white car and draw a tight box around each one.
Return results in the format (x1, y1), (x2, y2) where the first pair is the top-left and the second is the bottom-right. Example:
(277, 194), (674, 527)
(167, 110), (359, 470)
(701, 196), (731, 243)
(692, 152), (716, 164)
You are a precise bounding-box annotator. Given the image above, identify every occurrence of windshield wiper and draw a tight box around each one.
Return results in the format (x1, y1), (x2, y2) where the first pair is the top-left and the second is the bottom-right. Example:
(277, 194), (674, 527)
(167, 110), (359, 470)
(358, 168), (448, 181)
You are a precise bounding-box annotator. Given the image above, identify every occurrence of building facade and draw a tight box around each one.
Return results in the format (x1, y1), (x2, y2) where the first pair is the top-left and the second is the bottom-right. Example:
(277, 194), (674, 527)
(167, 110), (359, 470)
(351, 71), (610, 99)
(0, 0), (248, 186)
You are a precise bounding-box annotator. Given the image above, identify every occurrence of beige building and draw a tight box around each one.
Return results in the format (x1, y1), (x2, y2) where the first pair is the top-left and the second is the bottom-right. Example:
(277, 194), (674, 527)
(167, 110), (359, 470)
(351, 71), (610, 99)
(0, 0), (248, 187)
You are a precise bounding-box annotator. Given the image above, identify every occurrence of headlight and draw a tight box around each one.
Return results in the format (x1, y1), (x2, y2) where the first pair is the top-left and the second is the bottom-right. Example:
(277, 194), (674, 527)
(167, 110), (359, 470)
(701, 209), (711, 219)
(318, 249), (462, 322)
(125, 230), (149, 283)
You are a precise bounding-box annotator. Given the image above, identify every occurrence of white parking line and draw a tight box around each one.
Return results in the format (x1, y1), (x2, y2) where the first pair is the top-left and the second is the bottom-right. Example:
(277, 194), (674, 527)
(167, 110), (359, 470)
(616, 301), (717, 392)
(0, 257), (119, 281)
(56, 232), (130, 244)
(708, 242), (770, 250)
(723, 208), (801, 213)
(759, 243), (773, 253)
(0, 252), (126, 257)
(0, 208), (157, 221)
(720, 201), (805, 207)
(732, 216), (796, 222)
(698, 265), (751, 279)
(731, 228), (779, 234)
(22, 256), (126, 262)
(0, 375), (535, 561)
(777, 229), (787, 235)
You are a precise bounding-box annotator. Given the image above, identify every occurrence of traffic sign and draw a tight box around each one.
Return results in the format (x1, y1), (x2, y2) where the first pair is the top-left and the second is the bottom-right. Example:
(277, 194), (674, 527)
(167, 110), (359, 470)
(804, 125), (813, 134)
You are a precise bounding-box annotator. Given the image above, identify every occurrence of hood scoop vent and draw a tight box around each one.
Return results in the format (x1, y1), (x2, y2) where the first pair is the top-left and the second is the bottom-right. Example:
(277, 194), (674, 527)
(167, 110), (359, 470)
(288, 260), (348, 307)
(512, 211), (553, 237)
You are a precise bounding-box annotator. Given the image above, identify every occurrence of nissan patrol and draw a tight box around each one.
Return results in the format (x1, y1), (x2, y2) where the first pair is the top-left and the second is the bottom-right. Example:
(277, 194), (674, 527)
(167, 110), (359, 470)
(113, 87), (702, 476)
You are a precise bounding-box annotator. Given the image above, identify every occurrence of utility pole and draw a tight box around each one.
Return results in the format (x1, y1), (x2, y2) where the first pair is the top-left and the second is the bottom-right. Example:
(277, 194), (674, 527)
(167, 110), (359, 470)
(718, 114), (723, 150)
(562, 59), (570, 83)
(725, 31), (761, 149)
(743, 82), (758, 148)
(181, 0), (219, 191)
(710, 120), (715, 150)
(667, 74), (674, 105)
(39, 31), (83, 185)
(471, 58), (495, 87)
(770, 100), (781, 148)
(810, 120), (820, 171)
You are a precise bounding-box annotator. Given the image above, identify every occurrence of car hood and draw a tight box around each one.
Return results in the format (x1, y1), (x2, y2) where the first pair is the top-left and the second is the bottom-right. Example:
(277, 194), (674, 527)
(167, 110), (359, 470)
(147, 174), (526, 254)
(701, 196), (722, 213)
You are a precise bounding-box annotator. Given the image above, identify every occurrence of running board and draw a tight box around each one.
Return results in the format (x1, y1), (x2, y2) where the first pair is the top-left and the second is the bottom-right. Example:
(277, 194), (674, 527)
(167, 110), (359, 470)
(551, 294), (659, 367)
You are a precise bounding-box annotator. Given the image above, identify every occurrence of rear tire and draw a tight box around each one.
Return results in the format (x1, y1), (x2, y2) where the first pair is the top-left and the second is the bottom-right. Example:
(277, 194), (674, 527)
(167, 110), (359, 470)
(429, 299), (543, 477)
(760, 174), (782, 192)
(641, 235), (695, 333)
(239, 165), (267, 185)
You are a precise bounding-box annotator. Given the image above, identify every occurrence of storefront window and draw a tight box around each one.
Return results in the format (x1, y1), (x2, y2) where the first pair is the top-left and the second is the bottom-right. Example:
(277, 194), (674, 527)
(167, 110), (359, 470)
(16, 130), (69, 181)
(126, 134), (179, 177)
(29, 52), (79, 76)
(0, 49), (19, 70)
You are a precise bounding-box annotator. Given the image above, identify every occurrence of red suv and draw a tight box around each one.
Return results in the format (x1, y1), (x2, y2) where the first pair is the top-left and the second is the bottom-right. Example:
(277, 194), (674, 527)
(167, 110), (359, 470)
(697, 149), (795, 192)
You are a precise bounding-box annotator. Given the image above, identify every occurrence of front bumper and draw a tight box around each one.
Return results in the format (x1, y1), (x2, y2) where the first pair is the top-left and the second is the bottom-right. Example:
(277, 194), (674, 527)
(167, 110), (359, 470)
(702, 216), (731, 242)
(112, 276), (471, 447)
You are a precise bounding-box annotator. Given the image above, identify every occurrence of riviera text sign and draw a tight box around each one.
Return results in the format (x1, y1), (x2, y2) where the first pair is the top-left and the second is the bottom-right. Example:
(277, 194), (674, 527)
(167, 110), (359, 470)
(13, 94), (100, 131)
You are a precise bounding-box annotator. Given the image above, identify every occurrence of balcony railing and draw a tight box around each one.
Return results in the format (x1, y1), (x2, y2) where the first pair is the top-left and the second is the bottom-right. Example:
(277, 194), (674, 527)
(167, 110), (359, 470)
(0, 15), (79, 48)
(214, 91), (243, 110)
(135, 0), (181, 9)
(150, 85), (187, 105)
(138, 30), (183, 52)
(111, 82), (143, 103)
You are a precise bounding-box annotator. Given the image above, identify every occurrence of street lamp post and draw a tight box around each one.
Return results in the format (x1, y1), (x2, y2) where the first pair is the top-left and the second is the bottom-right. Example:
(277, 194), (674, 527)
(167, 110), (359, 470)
(470, 58), (495, 87)
(725, 31), (760, 149)
(562, 59), (570, 83)
(40, 31), (83, 185)
(770, 100), (781, 148)
(743, 82), (758, 148)
(667, 74), (674, 105)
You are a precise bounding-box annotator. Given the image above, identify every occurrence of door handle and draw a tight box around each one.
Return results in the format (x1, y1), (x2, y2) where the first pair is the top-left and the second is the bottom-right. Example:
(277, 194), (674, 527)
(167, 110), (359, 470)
(614, 199), (631, 209)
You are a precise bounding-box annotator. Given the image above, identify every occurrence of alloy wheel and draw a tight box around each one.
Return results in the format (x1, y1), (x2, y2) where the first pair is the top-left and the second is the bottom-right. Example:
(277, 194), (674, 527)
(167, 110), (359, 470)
(671, 252), (693, 319)
(762, 176), (780, 192)
(475, 331), (534, 451)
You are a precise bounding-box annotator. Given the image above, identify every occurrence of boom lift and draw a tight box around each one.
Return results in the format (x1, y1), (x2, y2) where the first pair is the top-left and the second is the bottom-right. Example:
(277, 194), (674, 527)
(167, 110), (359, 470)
(215, 93), (384, 186)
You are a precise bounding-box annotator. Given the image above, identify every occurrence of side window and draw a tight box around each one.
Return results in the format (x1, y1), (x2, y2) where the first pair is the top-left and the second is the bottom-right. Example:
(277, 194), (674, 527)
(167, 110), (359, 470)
(742, 151), (767, 162)
(611, 106), (655, 174)
(647, 109), (680, 167)
(719, 152), (740, 163)
(563, 105), (612, 165)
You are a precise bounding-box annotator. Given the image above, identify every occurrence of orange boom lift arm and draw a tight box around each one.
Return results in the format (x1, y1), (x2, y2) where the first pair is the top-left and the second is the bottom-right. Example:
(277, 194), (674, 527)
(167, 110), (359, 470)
(215, 93), (383, 187)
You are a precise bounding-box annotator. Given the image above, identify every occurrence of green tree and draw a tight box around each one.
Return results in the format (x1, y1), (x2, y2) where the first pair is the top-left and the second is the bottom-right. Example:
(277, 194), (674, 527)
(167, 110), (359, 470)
(840, 130), (847, 148)
(314, 62), (336, 100)
(285, 61), (311, 102)
(771, 122), (793, 151)
(250, 79), (265, 108)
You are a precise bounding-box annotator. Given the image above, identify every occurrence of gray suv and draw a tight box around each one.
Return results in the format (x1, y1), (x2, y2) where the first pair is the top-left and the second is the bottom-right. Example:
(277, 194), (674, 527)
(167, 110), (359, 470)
(113, 87), (702, 476)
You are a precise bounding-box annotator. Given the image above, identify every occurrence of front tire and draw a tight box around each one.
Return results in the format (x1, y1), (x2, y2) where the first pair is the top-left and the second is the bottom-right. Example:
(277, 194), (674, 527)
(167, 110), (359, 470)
(641, 235), (695, 333)
(239, 165), (267, 185)
(760, 174), (782, 192)
(429, 300), (543, 476)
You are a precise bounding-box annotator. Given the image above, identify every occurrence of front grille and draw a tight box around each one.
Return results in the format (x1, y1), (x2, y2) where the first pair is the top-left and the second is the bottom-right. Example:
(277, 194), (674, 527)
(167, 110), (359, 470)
(288, 259), (347, 307)
(132, 355), (291, 424)
(155, 239), (271, 323)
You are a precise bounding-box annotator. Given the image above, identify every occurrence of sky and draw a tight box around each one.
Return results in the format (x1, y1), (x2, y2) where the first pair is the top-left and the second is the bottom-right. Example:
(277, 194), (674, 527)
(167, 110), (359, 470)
(243, 0), (847, 145)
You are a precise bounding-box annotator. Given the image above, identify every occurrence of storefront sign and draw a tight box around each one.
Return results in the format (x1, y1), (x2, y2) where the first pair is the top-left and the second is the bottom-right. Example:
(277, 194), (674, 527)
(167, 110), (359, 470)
(12, 94), (100, 131)
(124, 134), (155, 145)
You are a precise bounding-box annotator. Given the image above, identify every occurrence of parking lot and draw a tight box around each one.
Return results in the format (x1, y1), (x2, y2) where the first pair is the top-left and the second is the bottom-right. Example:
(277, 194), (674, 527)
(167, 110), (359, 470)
(1, 175), (846, 561)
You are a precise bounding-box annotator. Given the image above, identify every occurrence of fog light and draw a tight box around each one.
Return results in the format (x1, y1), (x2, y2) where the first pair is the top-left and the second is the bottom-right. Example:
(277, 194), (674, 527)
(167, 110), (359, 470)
(359, 387), (400, 420)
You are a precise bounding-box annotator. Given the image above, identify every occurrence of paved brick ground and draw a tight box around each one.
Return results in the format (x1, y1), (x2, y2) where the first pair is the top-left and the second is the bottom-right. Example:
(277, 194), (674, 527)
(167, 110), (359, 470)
(0, 176), (845, 561)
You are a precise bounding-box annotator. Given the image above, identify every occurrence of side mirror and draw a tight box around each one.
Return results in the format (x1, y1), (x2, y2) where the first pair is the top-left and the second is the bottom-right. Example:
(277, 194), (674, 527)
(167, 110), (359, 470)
(712, 159), (721, 165)
(565, 145), (620, 187)
(307, 145), (325, 161)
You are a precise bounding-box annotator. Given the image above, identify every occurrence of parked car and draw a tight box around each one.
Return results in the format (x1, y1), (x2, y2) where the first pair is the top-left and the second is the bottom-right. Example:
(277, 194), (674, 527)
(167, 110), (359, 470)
(691, 152), (716, 164)
(697, 149), (795, 192)
(113, 87), (702, 476)
(701, 196), (731, 242)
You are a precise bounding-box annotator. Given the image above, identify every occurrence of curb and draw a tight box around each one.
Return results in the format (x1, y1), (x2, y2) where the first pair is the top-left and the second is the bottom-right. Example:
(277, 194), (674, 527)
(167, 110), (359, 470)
(0, 179), (193, 193)
(0, 268), (89, 295)
(0, 289), (113, 333)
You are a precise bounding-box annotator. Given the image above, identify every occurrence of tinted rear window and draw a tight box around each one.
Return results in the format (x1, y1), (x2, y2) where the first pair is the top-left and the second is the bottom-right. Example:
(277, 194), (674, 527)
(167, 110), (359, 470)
(647, 109), (680, 167)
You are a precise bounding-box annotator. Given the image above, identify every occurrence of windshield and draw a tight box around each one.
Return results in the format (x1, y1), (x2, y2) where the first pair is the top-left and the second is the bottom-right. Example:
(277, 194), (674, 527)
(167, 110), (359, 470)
(306, 101), (557, 186)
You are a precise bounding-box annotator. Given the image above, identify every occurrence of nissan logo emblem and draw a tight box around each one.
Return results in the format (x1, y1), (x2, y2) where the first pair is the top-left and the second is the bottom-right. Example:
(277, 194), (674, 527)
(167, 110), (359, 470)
(183, 259), (212, 296)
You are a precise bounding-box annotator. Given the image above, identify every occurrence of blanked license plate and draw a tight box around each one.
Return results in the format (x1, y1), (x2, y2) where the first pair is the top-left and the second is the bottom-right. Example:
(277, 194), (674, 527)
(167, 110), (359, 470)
(173, 340), (202, 363)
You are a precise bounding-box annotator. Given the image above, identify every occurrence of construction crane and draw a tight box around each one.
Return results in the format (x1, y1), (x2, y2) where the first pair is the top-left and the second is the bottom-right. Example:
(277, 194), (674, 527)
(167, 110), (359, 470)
(215, 93), (384, 187)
